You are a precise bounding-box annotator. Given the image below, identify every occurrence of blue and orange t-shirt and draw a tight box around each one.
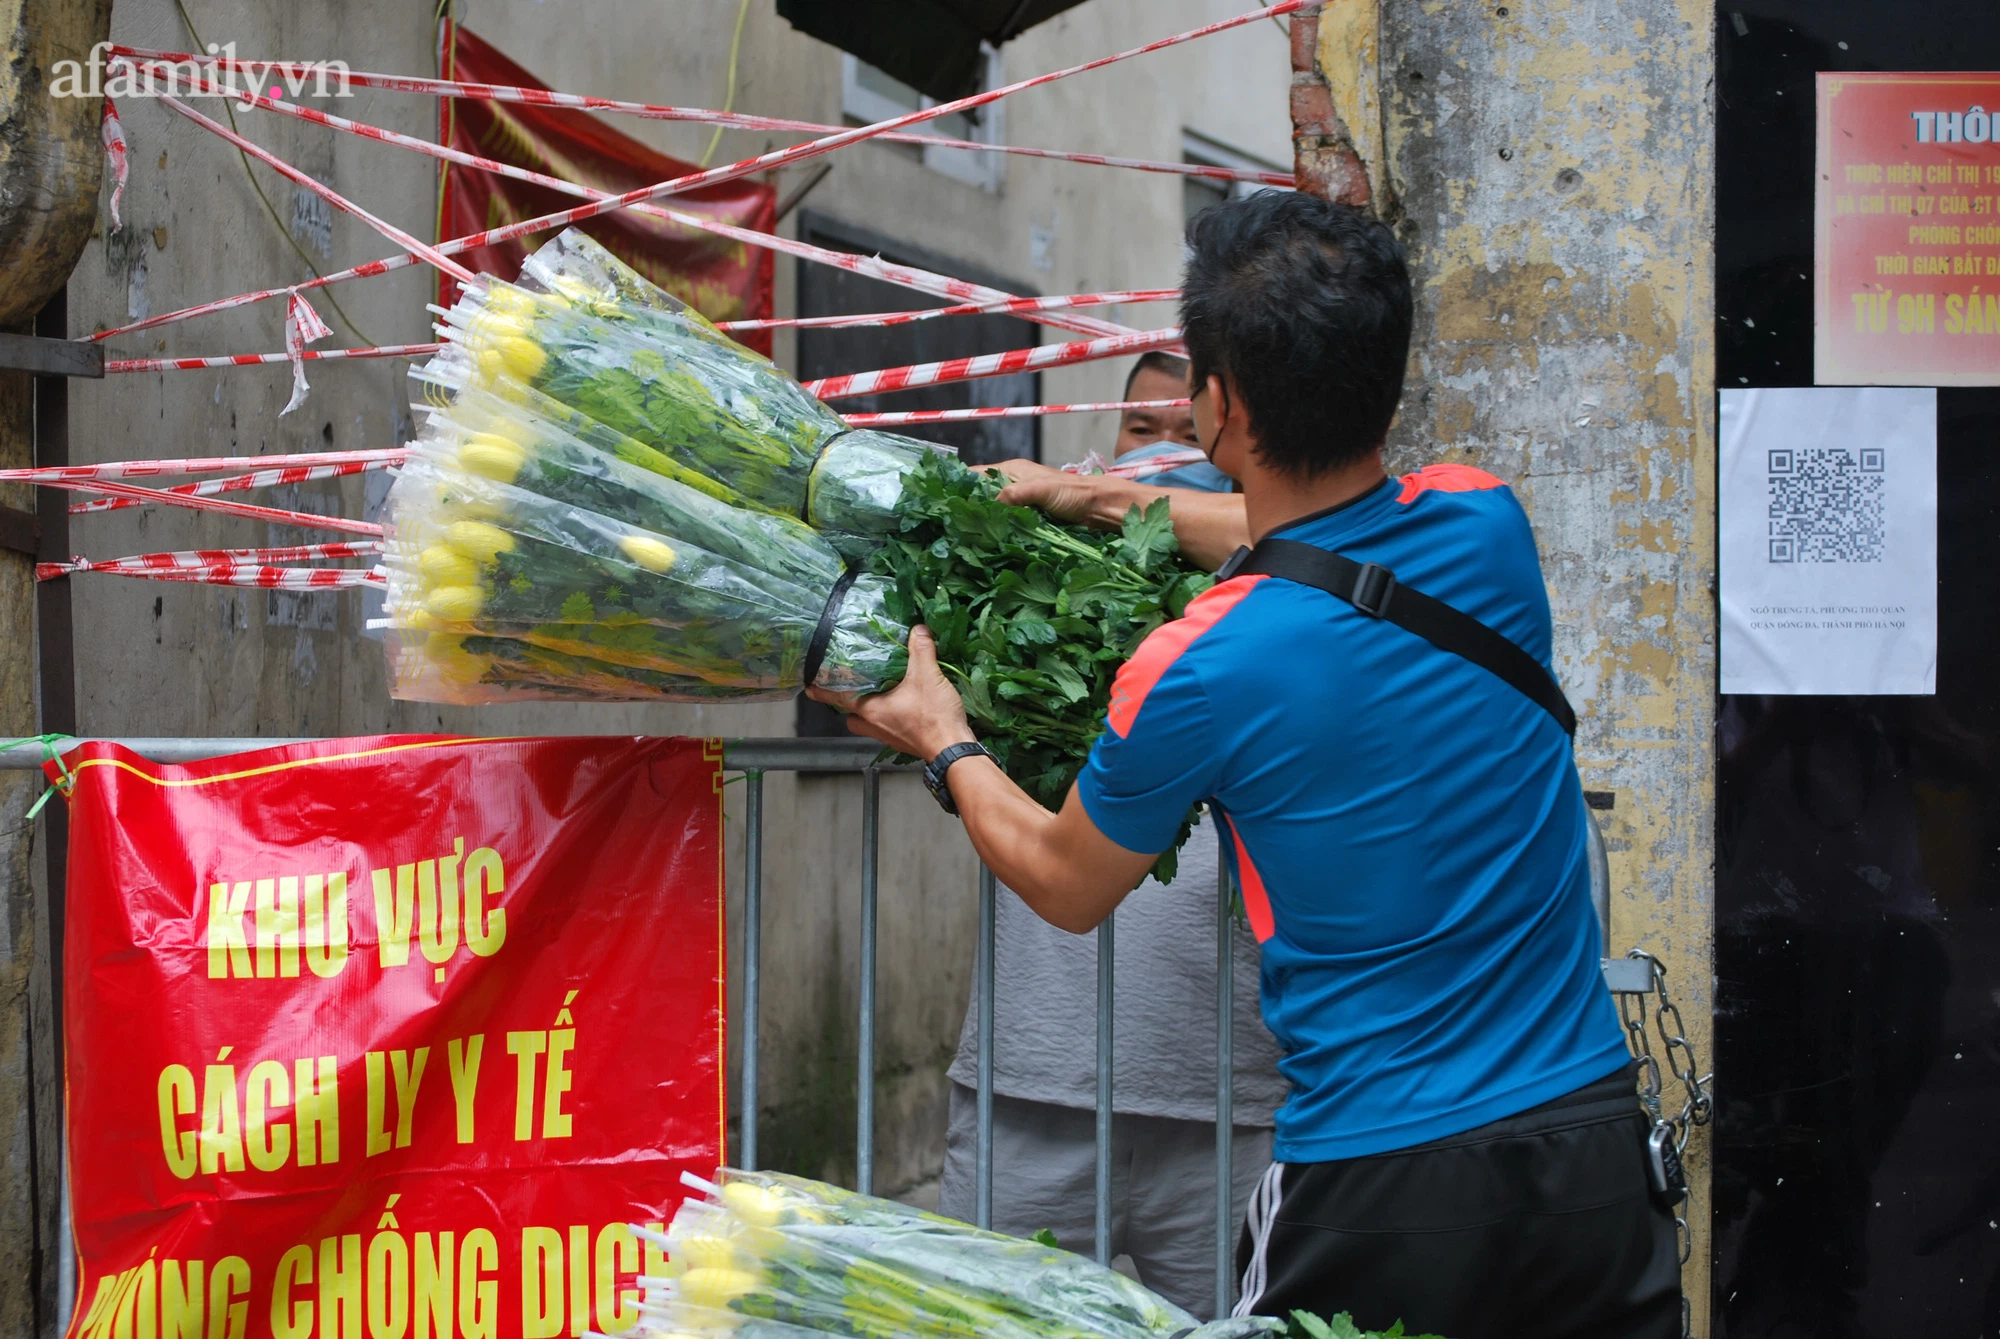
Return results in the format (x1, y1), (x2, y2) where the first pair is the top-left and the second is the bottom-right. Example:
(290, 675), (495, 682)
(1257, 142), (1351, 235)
(1077, 465), (1630, 1163)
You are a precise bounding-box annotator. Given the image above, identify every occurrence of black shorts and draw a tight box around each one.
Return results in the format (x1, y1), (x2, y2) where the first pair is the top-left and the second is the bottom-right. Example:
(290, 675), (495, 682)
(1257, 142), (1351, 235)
(1235, 1066), (1682, 1339)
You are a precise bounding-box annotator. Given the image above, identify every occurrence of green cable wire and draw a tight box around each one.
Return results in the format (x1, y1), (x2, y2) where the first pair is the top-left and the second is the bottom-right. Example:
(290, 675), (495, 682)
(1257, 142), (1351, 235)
(698, 0), (754, 169)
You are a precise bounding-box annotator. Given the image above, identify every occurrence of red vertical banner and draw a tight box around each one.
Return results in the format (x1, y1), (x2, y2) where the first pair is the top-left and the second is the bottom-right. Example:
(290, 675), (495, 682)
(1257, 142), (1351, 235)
(1816, 72), (2000, 385)
(436, 22), (777, 353)
(56, 735), (725, 1339)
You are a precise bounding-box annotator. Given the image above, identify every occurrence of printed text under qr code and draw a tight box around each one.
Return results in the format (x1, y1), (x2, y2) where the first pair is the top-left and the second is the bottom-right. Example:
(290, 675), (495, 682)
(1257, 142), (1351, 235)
(1767, 446), (1885, 563)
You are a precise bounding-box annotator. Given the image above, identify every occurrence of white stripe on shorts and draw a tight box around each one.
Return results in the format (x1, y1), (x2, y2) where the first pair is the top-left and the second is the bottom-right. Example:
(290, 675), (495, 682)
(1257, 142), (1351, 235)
(1231, 1160), (1287, 1317)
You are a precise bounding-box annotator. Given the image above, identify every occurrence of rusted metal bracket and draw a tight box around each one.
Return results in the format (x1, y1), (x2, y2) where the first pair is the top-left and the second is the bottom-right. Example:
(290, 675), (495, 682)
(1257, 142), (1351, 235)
(0, 333), (102, 379)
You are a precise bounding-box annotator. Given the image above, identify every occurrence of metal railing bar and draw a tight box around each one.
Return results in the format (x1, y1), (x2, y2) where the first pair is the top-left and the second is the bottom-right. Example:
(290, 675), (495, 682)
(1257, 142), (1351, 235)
(1095, 913), (1114, 1265)
(1214, 858), (1235, 1317)
(741, 770), (764, 1172)
(976, 865), (996, 1230)
(858, 768), (880, 1196)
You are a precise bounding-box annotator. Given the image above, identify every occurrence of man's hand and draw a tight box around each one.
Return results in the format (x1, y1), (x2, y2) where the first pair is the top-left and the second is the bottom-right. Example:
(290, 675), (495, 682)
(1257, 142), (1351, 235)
(806, 625), (974, 761)
(989, 458), (1119, 525)
(988, 459), (1250, 572)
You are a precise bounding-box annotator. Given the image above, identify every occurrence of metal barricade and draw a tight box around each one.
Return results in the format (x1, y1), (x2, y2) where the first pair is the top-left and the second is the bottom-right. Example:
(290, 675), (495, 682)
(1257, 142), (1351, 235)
(0, 734), (1639, 1325)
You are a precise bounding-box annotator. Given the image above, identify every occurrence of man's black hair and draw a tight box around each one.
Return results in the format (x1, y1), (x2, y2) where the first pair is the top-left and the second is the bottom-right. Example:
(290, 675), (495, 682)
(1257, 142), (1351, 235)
(1181, 192), (1412, 477)
(1122, 350), (1190, 399)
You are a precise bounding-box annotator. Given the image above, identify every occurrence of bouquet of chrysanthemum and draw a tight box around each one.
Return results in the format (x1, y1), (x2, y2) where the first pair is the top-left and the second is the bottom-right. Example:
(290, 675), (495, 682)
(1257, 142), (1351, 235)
(632, 1169), (1287, 1339)
(422, 230), (933, 543)
(386, 232), (1213, 877)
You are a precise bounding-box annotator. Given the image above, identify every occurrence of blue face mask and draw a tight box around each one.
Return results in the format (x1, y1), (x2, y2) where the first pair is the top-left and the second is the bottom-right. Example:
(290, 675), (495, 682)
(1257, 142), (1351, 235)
(1117, 441), (1236, 494)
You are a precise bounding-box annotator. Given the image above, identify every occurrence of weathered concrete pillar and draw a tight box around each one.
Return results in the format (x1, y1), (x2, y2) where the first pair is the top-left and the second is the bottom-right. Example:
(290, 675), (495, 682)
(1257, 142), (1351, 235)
(1300, 1), (1717, 1330)
(1, 0), (115, 1332)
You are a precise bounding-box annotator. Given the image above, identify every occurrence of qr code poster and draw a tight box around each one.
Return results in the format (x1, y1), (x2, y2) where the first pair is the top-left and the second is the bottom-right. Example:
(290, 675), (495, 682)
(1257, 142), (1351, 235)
(1720, 387), (1937, 695)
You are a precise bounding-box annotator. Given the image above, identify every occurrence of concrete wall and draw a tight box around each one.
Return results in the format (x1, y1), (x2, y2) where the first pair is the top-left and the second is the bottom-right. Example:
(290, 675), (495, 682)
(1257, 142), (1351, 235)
(1365, 0), (1718, 1326)
(52, 0), (1293, 1207)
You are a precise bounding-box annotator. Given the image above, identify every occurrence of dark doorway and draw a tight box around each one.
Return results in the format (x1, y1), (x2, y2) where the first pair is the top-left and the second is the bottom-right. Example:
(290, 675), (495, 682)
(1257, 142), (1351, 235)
(1714, 7), (2000, 1337)
(792, 211), (1041, 738)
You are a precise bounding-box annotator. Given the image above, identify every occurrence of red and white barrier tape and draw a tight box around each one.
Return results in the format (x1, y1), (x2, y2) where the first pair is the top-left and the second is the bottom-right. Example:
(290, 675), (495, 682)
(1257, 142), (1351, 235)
(112, 45), (1293, 188)
(104, 343), (441, 374)
(37, 562), (385, 588)
(1062, 446), (1213, 479)
(0, 449), (406, 484)
(718, 290), (1177, 333)
(90, 2), (1305, 345)
(33, 477), (384, 536)
(805, 327), (1182, 400)
(842, 398), (1189, 426)
(39, 541), (382, 580)
(100, 97), (128, 232)
(71, 457), (394, 515)
(100, 59), (1134, 348)
(156, 93), (477, 287)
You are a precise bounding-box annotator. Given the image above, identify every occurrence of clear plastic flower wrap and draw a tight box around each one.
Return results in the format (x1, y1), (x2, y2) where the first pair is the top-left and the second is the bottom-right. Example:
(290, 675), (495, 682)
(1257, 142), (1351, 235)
(432, 230), (943, 538)
(634, 1168), (1290, 1339)
(381, 431), (906, 702)
(435, 280), (829, 517)
(515, 227), (749, 358)
(804, 428), (937, 555)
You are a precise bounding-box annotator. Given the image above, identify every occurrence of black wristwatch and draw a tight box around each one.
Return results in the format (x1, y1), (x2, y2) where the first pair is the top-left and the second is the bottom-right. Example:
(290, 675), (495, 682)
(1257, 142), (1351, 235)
(922, 741), (993, 816)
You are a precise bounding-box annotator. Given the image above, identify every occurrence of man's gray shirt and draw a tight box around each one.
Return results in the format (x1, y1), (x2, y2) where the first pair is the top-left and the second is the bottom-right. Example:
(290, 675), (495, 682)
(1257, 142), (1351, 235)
(947, 817), (1287, 1126)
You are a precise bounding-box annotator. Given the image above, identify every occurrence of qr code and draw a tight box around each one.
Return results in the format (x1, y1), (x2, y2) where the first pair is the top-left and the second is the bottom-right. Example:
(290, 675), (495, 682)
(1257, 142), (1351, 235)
(1767, 446), (1886, 563)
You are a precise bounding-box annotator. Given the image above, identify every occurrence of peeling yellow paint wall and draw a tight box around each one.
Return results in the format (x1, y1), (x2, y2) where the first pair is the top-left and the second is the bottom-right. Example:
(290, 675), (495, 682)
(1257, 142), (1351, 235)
(1370, 0), (1717, 1328)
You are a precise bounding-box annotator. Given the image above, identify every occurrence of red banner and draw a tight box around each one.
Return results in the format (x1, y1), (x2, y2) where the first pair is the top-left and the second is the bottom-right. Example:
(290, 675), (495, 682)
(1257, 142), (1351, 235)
(56, 735), (725, 1339)
(437, 23), (776, 351)
(1815, 72), (2000, 385)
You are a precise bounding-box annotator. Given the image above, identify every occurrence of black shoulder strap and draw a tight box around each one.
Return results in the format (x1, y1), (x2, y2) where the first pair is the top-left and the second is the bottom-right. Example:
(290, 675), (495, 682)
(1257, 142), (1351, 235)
(1218, 537), (1577, 737)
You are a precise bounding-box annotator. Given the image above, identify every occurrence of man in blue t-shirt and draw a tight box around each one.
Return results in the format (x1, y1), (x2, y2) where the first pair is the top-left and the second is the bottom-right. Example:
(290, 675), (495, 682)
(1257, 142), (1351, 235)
(812, 193), (1679, 1339)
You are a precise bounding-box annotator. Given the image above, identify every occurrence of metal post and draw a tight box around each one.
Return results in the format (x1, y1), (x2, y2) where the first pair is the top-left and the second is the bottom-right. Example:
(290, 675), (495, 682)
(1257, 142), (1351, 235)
(1215, 859), (1235, 1318)
(1095, 913), (1114, 1265)
(976, 865), (996, 1230)
(740, 771), (764, 1171)
(1585, 805), (1611, 950)
(857, 767), (880, 1195)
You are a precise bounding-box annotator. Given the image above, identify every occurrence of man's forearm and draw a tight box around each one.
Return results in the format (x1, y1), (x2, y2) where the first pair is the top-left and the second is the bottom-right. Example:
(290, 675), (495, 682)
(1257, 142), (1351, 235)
(946, 760), (1150, 934)
(1082, 478), (1250, 571)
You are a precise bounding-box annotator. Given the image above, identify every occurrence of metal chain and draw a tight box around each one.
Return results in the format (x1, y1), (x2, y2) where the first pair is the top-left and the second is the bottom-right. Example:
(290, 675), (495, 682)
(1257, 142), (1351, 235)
(1620, 950), (1713, 1339)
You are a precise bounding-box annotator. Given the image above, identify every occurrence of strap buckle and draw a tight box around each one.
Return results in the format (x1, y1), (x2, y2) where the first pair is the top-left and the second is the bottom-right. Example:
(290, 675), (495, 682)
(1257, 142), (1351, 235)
(1351, 562), (1397, 618)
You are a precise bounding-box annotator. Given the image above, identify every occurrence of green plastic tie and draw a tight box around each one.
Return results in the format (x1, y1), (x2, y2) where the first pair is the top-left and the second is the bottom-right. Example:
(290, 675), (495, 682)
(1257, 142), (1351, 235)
(3, 734), (78, 820)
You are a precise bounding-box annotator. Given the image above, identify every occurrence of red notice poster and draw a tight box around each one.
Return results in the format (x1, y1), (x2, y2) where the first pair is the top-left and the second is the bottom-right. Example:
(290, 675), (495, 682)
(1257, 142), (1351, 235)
(55, 735), (724, 1339)
(1815, 72), (2000, 385)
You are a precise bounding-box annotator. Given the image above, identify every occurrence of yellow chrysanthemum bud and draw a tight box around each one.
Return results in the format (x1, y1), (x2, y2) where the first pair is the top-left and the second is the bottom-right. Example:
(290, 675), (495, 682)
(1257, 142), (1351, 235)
(677, 1268), (760, 1310)
(444, 521), (514, 564)
(418, 545), (478, 588)
(481, 285), (540, 318)
(720, 1182), (786, 1228)
(424, 635), (487, 684)
(464, 308), (529, 346)
(473, 348), (508, 388)
(425, 585), (483, 623)
(618, 534), (677, 574)
(494, 336), (546, 381)
(458, 434), (528, 483)
(673, 1237), (739, 1272)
